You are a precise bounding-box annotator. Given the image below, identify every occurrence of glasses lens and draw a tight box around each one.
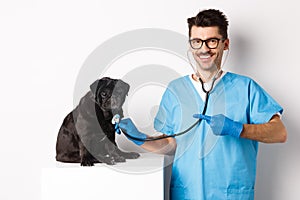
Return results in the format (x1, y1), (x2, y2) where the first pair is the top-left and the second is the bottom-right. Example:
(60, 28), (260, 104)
(190, 39), (202, 49)
(206, 38), (219, 49)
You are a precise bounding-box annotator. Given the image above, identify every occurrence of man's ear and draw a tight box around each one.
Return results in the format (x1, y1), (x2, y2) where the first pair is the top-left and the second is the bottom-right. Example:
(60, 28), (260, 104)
(224, 39), (229, 50)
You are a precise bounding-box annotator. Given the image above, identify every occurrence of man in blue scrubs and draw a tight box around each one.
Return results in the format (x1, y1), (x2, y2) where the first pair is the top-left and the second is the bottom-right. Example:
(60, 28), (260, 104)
(119, 9), (287, 200)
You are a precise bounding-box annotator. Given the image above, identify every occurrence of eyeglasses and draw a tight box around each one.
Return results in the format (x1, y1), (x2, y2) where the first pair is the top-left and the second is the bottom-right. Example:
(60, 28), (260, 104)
(189, 38), (224, 50)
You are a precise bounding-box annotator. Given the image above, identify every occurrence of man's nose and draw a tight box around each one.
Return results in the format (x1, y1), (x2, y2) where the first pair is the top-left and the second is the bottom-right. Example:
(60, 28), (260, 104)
(197, 43), (210, 53)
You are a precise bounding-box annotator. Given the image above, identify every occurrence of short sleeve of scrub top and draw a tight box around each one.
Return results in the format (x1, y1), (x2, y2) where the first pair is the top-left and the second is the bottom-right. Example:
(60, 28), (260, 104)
(248, 79), (283, 124)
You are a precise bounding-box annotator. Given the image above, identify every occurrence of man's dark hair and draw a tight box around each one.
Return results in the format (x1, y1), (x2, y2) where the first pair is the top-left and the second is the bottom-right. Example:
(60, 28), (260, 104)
(187, 9), (229, 39)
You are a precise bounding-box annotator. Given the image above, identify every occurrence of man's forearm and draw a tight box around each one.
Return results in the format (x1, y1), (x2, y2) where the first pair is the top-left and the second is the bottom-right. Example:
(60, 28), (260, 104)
(240, 115), (287, 143)
(141, 137), (177, 155)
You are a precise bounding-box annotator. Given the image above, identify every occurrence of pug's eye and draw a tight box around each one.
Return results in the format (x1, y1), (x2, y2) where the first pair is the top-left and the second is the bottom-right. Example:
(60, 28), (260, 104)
(101, 92), (107, 98)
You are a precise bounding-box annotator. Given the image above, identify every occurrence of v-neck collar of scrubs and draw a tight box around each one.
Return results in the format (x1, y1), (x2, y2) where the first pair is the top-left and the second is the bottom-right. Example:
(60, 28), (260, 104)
(188, 71), (227, 101)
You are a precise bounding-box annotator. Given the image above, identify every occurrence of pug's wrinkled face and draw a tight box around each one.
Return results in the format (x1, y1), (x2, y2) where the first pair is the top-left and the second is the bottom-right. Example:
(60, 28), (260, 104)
(90, 77), (130, 112)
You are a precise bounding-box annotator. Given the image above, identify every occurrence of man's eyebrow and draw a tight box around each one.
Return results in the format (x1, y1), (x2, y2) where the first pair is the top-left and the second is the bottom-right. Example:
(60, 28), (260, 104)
(190, 37), (220, 40)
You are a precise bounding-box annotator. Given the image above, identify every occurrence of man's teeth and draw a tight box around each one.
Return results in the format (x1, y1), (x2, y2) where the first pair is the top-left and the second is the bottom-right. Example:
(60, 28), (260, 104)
(200, 55), (211, 59)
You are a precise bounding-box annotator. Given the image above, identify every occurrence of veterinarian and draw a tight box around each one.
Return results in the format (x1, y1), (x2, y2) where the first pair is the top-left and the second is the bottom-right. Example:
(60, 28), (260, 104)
(119, 9), (287, 199)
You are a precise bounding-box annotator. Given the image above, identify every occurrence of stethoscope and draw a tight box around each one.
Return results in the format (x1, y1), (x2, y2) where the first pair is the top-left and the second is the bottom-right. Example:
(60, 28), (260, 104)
(114, 49), (226, 142)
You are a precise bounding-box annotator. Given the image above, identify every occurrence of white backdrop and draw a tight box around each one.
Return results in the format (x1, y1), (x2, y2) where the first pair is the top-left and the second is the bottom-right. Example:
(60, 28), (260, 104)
(0, 0), (299, 199)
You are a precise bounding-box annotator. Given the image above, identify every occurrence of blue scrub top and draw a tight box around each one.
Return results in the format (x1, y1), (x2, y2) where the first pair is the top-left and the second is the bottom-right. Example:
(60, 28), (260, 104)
(154, 72), (283, 200)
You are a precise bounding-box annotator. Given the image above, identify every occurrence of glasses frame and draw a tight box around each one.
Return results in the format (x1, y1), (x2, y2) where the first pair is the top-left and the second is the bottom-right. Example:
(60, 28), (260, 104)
(189, 37), (225, 50)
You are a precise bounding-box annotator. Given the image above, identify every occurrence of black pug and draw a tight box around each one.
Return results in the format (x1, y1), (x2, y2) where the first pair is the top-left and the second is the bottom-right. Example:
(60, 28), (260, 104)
(56, 77), (140, 166)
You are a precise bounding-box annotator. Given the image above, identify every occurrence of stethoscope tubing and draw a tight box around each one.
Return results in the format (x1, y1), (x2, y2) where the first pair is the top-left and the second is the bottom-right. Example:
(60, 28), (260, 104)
(120, 76), (217, 142)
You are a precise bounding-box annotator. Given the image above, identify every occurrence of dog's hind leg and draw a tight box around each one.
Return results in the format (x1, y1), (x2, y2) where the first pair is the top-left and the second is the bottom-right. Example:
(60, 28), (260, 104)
(56, 112), (81, 163)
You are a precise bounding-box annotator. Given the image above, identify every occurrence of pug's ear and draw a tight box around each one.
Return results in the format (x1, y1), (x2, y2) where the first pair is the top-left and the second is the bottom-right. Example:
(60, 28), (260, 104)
(90, 77), (112, 96)
(90, 79), (100, 97)
(116, 80), (130, 95)
(124, 82), (130, 95)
